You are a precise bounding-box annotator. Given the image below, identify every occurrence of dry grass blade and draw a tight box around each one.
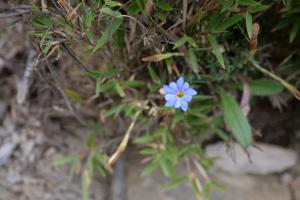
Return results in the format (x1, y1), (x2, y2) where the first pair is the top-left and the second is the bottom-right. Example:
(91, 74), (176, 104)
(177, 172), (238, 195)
(248, 57), (300, 100)
(106, 110), (141, 172)
(182, 0), (188, 29)
(250, 23), (260, 55)
(240, 77), (251, 116)
(66, 3), (81, 21)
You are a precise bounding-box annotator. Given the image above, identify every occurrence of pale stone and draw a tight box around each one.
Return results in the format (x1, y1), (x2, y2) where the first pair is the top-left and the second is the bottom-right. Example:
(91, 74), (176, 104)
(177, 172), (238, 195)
(211, 172), (291, 200)
(292, 176), (300, 200)
(127, 157), (196, 200)
(205, 142), (297, 175)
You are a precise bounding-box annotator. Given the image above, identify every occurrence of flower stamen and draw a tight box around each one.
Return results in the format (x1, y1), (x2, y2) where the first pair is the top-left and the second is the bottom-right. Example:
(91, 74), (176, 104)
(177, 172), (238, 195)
(177, 91), (184, 98)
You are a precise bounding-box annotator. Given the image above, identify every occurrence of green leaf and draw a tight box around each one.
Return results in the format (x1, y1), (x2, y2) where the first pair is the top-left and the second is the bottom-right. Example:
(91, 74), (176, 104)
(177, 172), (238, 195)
(114, 29), (126, 48)
(173, 36), (197, 49)
(249, 4), (270, 13)
(123, 80), (145, 88)
(81, 170), (90, 200)
(173, 36), (189, 49)
(105, 0), (122, 7)
(31, 4), (42, 13)
(87, 152), (94, 177)
(141, 155), (161, 177)
(139, 148), (157, 155)
(289, 22), (300, 43)
(245, 12), (253, 39)
(53, 155), (76, 166)
(115, 82), (125, 97)
(213, 13), (244, 32)
(93, 17), (123, 52)
(220, 0), (234, 12)
(238, 0), (260, 6)
(86, 71), (101, 79)
(83, 11), (95, 28)
(100, 7), (122, 16)
(64, 88), (83, 102)
(156, 0), (173, 11)
(104, 104), (123, 118)
(221, 94), (252, 148)
(86, 133), (97, 147)
(207, 12), (224, 31)
(127, 1), (142, 14)
(148, 65), (161, 84)
(159, 157), (174, 176)
(164, 176), (188, 190)
(134, 133), (155, 144)
(86, 28), (94, 43)
(188, 48), (199, 73)
(32, 16), (53, 27)
(249, 79), (284, 96)
(207, 35), (225, 69)
(98, 81), (115, 93)
(155, 11), (167, 21)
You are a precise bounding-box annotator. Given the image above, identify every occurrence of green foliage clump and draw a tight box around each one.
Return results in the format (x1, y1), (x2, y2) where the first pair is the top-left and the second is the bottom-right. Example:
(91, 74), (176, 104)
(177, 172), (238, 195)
(28, 0), (300, 199)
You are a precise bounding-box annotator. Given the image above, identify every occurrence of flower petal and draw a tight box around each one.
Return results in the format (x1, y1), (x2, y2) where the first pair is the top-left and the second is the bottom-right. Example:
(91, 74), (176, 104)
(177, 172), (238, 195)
(185, 88), (197, 96)
(176, 77), (184, 90)
(182, 82), (189, 90)
(180, 100), (188, 112)
(169, 82), (178, 90)
(183, 95), (192, 102)
(165, 98), (176, 107)
(174, 98), (181, 108)
(163, 85), (177, 94)
(165, 94), (176, 101)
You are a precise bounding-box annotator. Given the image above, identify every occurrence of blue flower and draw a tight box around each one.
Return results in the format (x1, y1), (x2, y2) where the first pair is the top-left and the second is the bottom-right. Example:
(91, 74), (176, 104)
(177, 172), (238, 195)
(163, 77), (197, 112)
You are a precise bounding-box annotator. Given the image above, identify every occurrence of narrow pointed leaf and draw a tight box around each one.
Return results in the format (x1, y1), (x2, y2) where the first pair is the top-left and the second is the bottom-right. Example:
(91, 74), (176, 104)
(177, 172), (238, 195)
(245, 12), (253, 39)
(207, 35), (225, 69)
(221, 94), (252, 148)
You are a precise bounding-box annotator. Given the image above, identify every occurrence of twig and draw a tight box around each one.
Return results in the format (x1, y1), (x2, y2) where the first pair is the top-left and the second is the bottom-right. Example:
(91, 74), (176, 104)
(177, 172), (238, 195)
(0, 10), (30, 18)
(61, 42), (90, 73)
(16, 50), (37, 104)
(240, 76), (251, 116)
(44, 59), (86, 125)
(182, 0), (188, 29)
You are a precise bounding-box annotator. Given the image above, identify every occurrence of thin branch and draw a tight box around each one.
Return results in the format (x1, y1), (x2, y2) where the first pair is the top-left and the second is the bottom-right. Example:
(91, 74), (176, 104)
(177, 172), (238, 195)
(61, 42), (90, 73)
(44, 59), (86, 125)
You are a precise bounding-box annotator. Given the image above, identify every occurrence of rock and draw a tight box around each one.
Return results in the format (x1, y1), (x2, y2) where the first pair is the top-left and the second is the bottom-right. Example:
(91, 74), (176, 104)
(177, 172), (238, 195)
(45, 147), (57, 158)
(0, 58), (5, 69)
(21, 140), (35, 158)
(0, 101), (7, 120)
(3, 116), (15, 133)
(127, 157), (196, 200)
(6, 168), (22, 184)
(280, 173), (294, 184)
(0, 142), (16, 166)
(292, 176), (300, 200)
(0, 186), (17, 200)
(211, 172), (291, 200)
(0, 127), (6, 137)
(205, 142), (297, 175)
